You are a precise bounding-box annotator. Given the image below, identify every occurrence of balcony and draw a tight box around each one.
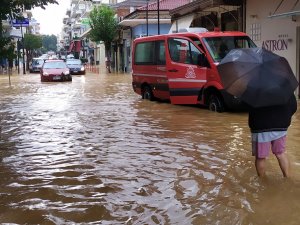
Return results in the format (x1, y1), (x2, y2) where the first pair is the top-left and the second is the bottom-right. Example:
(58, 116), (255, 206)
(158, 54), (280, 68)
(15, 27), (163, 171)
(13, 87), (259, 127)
(92, 0), (102, 4)
(63, 25), (71, 32)
(75, 10), (82, 17)
(63, 17), (68, 24)
(66, 8), (71, 16)
(73, 23), (82, 29)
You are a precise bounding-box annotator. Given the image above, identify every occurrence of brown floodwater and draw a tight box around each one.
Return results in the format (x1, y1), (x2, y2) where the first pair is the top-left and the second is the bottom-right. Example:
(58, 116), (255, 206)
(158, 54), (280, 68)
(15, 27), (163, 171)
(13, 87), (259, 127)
(0, 72), (300, 225)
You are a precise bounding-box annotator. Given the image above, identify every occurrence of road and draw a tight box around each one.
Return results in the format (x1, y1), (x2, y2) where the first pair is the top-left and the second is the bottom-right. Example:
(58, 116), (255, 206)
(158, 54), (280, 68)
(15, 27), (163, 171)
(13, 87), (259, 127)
(0, 71), (300, 224)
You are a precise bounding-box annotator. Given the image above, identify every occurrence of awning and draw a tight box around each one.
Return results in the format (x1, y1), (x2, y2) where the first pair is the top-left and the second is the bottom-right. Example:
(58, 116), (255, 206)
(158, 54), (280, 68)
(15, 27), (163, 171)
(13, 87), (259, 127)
(79, 28), (91, 38)
(268, 10), (300, 19)
(75, 41), (81, 52)
(119, 18), (171, 27)
(68, 40), (82, 52)
(68, 41), (75, 52)
(169, 14), (194, 34)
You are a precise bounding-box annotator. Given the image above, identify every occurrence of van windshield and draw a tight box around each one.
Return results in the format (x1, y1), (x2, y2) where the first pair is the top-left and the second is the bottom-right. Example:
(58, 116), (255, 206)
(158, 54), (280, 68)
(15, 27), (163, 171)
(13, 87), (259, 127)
(203, 36), (256, 62)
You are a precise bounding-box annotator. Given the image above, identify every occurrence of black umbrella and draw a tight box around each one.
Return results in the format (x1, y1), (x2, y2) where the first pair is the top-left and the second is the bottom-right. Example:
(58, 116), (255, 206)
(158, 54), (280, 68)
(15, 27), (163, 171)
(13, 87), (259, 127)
(217, 47), (298, 108)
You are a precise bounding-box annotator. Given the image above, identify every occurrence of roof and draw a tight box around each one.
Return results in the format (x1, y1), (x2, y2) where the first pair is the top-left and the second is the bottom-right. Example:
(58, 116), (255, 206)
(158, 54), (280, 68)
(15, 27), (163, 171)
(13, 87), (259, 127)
(138, 0), (190, 11)
(112, 0), (155, 8)
(119, 18), (171, 27)
(122, 0), (190, 20)
(133, 30), (249, 42)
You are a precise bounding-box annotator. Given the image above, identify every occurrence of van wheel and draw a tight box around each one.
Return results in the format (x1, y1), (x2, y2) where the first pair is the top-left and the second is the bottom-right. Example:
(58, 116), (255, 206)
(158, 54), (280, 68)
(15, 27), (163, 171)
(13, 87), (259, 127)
(208, 94), (225, 112)
(142, 86), (154, 101)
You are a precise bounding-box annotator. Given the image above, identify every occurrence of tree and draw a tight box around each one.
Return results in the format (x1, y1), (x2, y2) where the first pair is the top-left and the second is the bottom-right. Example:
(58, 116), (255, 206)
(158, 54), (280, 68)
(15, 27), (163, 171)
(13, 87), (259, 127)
(88, 5), (118, 73)
(0, 0), (57, 63)
(42, 34), (57, 52)
(24, 33), (42, 70)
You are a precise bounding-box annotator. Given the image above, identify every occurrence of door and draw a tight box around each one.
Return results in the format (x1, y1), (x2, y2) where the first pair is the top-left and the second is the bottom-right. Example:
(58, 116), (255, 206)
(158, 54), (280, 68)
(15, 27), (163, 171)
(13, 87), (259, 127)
(166, 37), (208, 104)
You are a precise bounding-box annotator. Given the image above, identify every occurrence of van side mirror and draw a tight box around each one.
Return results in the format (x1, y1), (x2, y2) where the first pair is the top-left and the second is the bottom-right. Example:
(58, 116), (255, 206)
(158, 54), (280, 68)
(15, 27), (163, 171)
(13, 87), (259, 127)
(198, 54), (210, 68)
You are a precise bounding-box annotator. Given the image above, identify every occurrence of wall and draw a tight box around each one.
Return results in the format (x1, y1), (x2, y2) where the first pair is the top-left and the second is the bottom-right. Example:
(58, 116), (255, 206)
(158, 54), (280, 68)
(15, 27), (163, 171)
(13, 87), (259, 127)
(246, 0), (300, 78)
(132, 24), (171, 37)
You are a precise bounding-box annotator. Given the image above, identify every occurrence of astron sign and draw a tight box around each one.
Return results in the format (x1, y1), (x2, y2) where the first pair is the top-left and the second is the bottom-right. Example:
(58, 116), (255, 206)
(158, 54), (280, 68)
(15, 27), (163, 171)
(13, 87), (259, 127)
(262, 35), (289, 51)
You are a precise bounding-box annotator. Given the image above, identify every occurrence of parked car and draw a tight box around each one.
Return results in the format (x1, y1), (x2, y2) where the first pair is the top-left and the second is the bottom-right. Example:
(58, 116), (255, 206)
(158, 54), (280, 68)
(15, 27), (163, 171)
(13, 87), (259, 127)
(40, 60), (72, 82)
(132, 28), (256, 112)
(67, 54), (75, 59)
(66, 59), (86, 75)
(29, 58), (44, 73)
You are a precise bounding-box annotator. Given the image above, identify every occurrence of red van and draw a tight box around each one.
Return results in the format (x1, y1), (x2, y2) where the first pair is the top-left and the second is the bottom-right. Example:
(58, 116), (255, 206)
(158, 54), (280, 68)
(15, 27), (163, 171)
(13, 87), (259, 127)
(132, 29), (256, 112)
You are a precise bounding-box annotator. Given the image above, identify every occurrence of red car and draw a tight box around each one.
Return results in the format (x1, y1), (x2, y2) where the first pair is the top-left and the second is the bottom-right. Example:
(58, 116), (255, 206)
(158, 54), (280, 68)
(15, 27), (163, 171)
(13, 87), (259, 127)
(40, 60), (72, 82)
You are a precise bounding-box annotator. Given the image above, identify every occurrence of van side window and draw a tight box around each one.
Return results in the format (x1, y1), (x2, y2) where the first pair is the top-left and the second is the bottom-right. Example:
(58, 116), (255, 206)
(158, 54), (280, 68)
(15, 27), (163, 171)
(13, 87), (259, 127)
(134, 41), (166, 65)
(157, 41), (166, 65)
(168, 38), (202, 65)
(134, 42), (155, 65)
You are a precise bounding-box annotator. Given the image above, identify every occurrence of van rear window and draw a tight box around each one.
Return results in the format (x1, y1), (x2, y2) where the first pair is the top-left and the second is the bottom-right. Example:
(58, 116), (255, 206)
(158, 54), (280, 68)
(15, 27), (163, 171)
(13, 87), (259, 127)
(134, 41), (165, 65)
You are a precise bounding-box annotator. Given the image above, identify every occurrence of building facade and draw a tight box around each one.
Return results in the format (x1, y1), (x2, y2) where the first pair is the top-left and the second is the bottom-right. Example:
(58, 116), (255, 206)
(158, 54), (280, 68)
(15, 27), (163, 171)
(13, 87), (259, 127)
(246, 0), (300, 96)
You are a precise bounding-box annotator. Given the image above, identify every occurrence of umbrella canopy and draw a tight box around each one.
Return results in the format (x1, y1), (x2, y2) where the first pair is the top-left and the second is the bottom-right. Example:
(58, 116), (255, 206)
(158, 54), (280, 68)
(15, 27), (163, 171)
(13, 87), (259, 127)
(217, 47), (298, 108)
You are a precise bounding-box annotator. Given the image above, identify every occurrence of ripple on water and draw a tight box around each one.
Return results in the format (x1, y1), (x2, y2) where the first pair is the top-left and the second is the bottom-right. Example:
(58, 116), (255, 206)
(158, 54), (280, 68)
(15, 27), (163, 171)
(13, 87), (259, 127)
(1, 74), (300, 224)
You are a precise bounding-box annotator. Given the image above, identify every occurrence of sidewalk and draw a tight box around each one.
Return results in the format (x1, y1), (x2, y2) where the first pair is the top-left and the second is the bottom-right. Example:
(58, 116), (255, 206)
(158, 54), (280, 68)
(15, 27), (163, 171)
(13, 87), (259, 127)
(0, 69), (19, 76)
(85, 63), (131, 75)
(85, 63), (102, 74)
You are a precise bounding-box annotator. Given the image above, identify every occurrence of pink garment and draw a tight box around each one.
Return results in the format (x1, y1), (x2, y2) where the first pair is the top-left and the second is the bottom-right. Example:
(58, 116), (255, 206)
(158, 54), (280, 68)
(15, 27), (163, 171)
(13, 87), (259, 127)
(252, 135), (286, 158)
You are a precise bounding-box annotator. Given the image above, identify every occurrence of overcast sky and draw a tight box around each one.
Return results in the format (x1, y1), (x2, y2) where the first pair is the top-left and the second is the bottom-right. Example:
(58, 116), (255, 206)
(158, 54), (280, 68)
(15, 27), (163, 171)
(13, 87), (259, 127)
(31, 0), (70, 36)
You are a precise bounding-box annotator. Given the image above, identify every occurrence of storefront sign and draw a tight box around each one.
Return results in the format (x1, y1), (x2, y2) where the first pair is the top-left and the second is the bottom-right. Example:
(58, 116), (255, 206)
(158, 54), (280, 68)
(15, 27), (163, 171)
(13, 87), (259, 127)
(262, 35), (288, 51)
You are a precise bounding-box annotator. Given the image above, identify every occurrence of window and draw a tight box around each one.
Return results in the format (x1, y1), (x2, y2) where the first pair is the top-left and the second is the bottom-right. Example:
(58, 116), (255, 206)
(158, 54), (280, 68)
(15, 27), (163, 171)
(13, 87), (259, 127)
(203, 36), (256, 62)
(157, 41), (166, 65)
(168, 38), (202, 65)
(134, 41), (166, 65)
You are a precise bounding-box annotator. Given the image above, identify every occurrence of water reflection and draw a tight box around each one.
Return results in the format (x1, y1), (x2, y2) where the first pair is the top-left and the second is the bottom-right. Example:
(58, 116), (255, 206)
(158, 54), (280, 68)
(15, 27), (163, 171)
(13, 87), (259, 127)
(0, 73), (299, 224)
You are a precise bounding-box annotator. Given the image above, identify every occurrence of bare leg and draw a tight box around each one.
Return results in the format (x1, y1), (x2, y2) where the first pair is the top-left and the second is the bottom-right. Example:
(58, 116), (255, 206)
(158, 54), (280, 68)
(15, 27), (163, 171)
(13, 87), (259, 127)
(275, 153), (290, 178)
(255, 157), (266, 177)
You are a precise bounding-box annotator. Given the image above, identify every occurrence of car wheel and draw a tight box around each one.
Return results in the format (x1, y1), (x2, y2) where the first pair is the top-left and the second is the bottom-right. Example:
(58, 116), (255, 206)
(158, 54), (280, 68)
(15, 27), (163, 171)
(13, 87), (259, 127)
(208, 94), (225, 112)
(142, 86), (154, 101)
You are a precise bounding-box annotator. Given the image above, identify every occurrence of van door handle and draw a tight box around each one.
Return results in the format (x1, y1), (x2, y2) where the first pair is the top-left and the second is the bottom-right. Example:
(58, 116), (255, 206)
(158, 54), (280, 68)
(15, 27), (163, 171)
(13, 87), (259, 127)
(168, 69), (178, 72)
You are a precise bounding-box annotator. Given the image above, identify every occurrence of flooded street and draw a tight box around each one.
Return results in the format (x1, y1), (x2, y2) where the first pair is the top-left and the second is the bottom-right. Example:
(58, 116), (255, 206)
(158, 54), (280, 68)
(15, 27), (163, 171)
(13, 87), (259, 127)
(0, 72), (300, 225)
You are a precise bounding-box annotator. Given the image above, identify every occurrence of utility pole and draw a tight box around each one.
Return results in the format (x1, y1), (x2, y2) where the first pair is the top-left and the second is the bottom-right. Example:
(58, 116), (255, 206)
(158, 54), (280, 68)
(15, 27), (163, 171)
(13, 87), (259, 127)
(157, 0), (160, 35)
(17, 40), (20, 74)
(20, 24), (26, 74)
(146, 0), (149, 36)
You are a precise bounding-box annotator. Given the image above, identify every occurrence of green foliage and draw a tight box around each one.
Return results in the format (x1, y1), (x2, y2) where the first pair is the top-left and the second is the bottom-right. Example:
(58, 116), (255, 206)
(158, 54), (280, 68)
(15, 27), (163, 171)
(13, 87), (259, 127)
(42, 34), (57, 52)
(88, 5), (118, 50)
(0, 39), (16, 62)
(0, 0), (57, 61)
(6, 43), (17, 60)
(0, 0), (58, 21)
(0, 37), (11, 59)
(80, 57), (88, 63)
(24, 33), (42, 50)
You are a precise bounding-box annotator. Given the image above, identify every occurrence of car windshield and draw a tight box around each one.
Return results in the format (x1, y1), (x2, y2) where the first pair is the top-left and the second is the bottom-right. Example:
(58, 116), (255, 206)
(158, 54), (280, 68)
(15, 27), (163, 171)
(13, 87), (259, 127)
(33, 59), (44, 65)
(203, 36), (256, 62)
(66, 60), (82, 65)
(43, 61), (66, 69)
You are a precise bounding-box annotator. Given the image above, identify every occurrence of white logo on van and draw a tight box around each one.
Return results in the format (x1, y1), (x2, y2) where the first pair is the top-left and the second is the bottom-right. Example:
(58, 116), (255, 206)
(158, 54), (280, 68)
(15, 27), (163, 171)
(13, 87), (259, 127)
(185, 66), (196, 78)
